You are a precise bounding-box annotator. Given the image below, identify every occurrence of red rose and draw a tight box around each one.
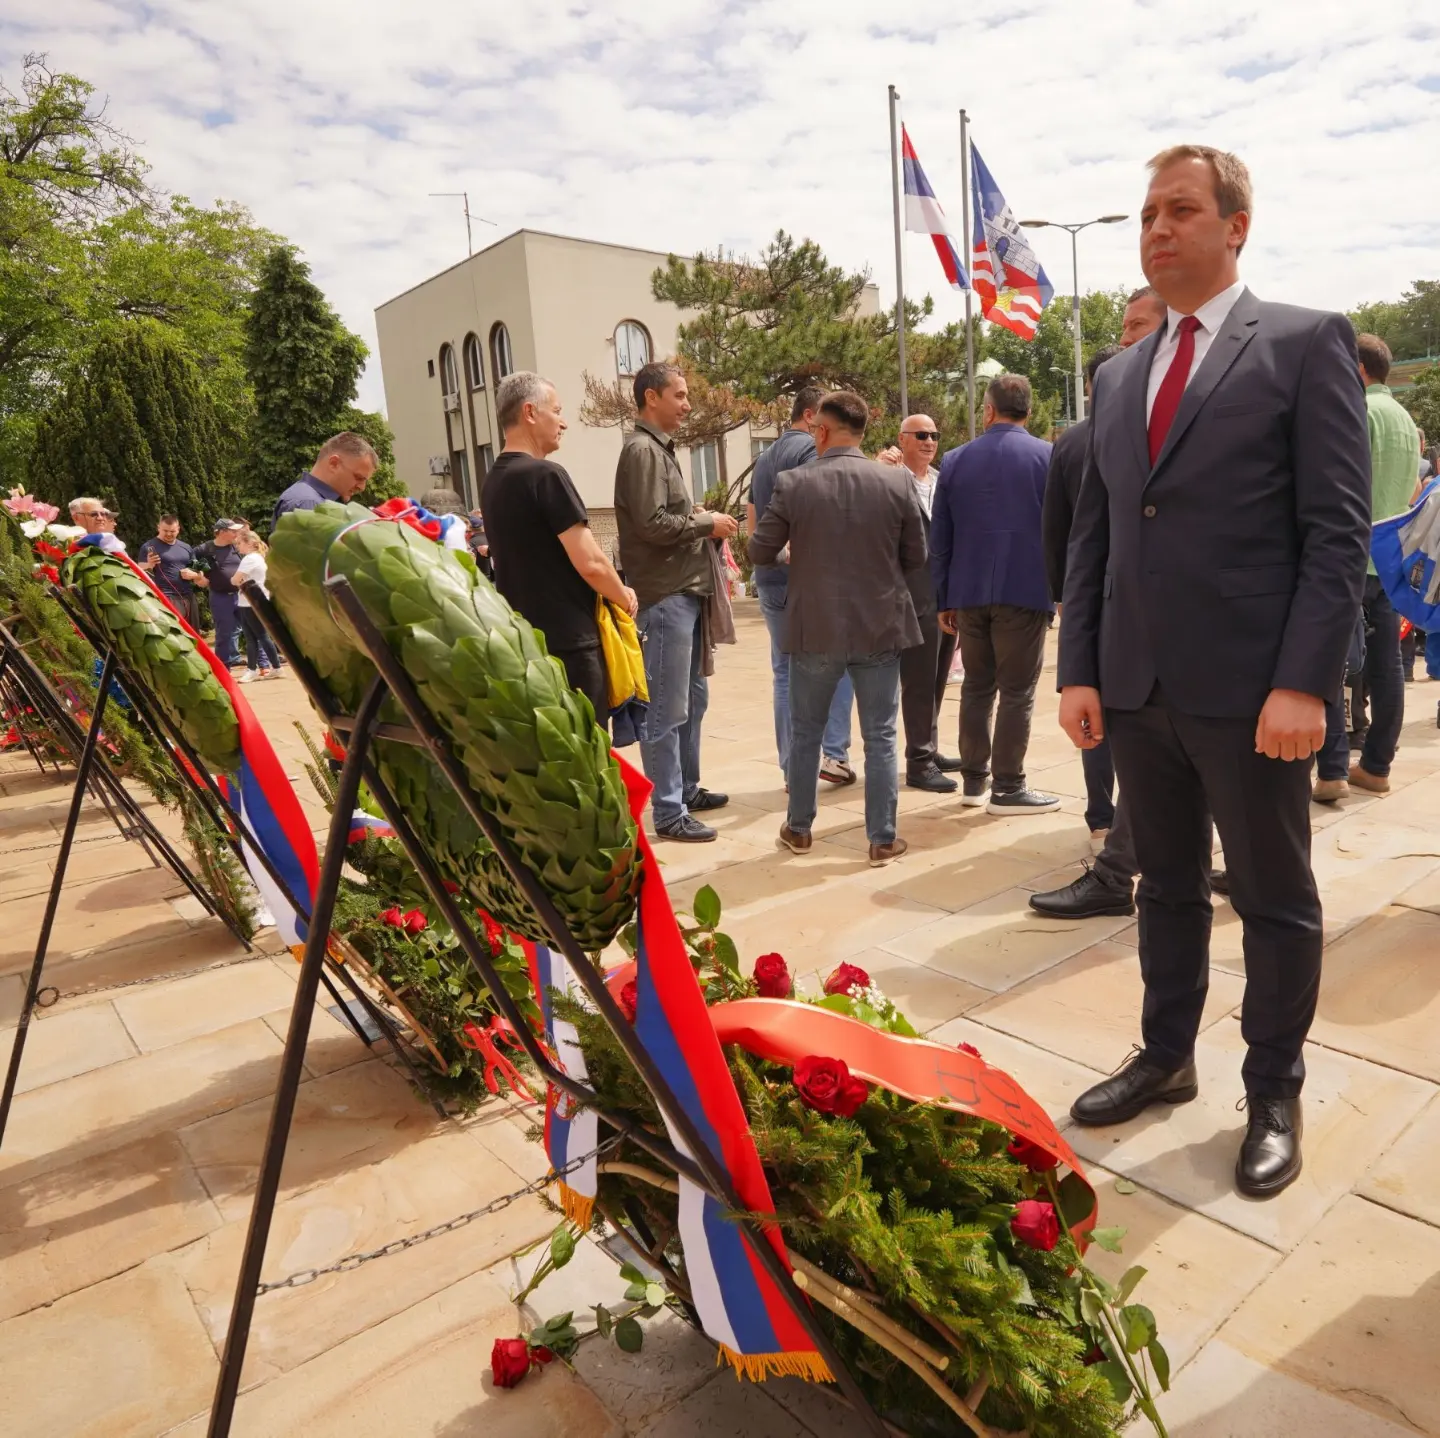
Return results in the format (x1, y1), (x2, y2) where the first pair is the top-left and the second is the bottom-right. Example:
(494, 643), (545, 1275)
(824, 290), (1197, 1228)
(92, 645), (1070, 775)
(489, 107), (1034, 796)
(402, 909), (428, 933)
(1006, 1135), (1057, 1173)
(379, 906), (403, 928)
(956, 1041), (982, 1058)
(530, 1345), (555, 1364)
(753, 953), (792, 998)
(619, 980), (638, 1022)
(442, 880), (460, 894)
(1010, 1199), (1060, 1252)
(480, 913), (504, 954)
(823, 962), (871, 997)
(793, 1055), (870, 1118)
(490, 1336), (530, 1388)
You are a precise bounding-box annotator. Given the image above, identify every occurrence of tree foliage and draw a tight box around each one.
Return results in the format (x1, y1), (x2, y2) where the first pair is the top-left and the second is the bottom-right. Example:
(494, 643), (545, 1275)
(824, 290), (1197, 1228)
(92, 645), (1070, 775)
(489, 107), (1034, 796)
(29, 321), (234, 535)
(241, 244), (396, 516)
(1402, 365), (1440, 446)
(1349, 280), (1440, 362)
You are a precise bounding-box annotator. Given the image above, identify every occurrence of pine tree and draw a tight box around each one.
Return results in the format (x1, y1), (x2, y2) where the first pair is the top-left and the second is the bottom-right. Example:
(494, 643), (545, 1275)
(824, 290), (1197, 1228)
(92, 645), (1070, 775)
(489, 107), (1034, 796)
(242, 244), (390, 514)
(27, 321), (232, 537)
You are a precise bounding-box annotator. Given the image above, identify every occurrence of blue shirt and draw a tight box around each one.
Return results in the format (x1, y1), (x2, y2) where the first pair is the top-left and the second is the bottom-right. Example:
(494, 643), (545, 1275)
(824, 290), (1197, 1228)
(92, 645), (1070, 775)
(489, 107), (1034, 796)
(135, 537), (195, 602)
(748, 427), (816, 589)
(272, 473), (341, 529)
(931, 423), (1054, 614)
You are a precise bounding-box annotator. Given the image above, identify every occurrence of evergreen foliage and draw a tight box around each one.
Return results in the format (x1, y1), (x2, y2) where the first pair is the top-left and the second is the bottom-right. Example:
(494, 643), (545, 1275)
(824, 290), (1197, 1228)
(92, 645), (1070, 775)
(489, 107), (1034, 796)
(28, 321), (233, 535)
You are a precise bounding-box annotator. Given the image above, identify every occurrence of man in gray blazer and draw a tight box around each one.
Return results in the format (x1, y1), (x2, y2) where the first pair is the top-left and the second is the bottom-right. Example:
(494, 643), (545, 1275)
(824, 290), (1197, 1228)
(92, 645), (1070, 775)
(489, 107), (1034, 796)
(750, 391), (927, 866)
(1058, 145), (1371, 1198)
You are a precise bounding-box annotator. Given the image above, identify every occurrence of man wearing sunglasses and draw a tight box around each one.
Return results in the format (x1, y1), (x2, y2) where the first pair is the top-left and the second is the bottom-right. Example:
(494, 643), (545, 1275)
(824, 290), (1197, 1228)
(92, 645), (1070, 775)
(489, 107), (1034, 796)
(879, 415), (962, 792)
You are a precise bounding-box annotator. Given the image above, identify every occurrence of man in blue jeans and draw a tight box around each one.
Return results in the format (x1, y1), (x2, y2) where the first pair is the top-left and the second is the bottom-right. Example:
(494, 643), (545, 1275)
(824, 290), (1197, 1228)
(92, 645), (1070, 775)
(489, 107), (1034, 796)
(750, 391), (927, 866)
(190, 519), (247, 667)
(747, 386), (855, 789)
(614, 361), (739, 842)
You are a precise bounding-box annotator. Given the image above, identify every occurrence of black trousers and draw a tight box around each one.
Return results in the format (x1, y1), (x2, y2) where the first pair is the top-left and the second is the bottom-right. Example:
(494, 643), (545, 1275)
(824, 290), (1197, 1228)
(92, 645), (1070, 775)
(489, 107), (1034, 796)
(899, 612), (956, 767)
(1107, 691), (1321, 1099)
(552, 644), (610, 732)
(955, 605), (1050, 792)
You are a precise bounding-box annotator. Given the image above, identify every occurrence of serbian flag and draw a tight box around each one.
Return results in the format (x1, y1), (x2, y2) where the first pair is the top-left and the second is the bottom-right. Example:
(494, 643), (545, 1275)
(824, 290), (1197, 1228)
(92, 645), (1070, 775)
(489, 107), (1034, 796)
(612, 755), (830, 1383)
(969, 141), (1054, 339)
(91, 546), (320, 948)
(348, 810), (397, 845)
(526, 940), (601, 1226)
(901, 125), (969, 291)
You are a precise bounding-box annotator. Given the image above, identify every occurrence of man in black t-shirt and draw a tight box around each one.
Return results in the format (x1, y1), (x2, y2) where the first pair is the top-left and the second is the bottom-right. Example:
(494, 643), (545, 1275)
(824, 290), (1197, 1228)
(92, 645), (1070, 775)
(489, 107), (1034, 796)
(481, 373), (636, 726)
(136, 513), (200, 627)
(190, 519), (247, 666)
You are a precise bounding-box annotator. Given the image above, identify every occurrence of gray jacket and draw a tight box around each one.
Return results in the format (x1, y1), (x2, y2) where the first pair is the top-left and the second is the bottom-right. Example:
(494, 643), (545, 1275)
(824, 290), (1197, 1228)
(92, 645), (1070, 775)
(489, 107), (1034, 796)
(750, 445), (927, 655)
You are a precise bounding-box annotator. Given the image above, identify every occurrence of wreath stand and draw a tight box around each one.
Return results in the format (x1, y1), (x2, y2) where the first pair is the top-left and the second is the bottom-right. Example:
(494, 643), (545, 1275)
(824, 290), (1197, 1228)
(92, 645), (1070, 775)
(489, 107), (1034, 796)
(0, 587), (449, 1161)
(196, 576), (911, 1438)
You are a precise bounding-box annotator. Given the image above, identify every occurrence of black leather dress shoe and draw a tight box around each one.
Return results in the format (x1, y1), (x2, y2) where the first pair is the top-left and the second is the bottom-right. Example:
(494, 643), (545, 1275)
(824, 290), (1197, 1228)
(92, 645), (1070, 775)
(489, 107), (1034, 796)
(935, 754), (964, 773)
(906, 764), (958, 794)
(685, 788), (729, 812)
(1070, 1049), (1199, 1126)
(1210, 869), (1229, 896)
(1028, 864), (1135, 919)
(1235, 1095), (1303, 1198)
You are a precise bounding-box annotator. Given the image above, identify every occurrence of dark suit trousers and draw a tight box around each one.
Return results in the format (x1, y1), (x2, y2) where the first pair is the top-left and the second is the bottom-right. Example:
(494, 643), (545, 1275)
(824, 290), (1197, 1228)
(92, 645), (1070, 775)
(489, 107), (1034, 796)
(1107, 691), (1321, 1099)
(899, 612), (955, 767)
(955, 606), (1049, 792)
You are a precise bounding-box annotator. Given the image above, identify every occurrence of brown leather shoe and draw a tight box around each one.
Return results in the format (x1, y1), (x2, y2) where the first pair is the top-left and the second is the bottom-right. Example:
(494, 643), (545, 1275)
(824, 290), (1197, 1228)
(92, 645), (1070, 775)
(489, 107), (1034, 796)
(1348, 763), (1390, 794)
(868, 837), (908, 867)
(779, 823), (812, 854)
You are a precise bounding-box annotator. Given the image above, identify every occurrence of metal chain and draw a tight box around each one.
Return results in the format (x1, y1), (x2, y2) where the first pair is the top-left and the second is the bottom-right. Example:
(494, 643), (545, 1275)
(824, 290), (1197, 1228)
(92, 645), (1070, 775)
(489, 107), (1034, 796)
(255, 1135), (622, 1294)
(35, 951), (275, 1009)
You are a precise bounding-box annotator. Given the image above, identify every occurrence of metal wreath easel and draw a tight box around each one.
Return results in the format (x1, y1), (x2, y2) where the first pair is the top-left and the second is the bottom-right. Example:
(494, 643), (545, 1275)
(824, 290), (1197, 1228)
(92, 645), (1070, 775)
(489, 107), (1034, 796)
(201, 576), (894, 1438)
(0, 587), (448, 1160)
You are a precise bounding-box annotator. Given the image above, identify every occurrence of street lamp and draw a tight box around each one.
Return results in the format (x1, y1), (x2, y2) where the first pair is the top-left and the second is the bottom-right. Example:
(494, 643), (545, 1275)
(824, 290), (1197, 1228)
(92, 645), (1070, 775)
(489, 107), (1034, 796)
(1019, 214), (1128, 421)
(1050, 365), (1072, 425)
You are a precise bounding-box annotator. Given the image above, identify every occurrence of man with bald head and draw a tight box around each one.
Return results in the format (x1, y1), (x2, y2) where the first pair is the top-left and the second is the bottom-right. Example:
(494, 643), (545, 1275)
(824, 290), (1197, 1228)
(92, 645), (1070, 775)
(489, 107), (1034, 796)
(881, 415), (960, 791)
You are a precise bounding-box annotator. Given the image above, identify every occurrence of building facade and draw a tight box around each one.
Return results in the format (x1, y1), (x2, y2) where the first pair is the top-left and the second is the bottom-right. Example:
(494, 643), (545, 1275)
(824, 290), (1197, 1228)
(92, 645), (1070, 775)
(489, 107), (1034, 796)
(375, 229), (781, 531)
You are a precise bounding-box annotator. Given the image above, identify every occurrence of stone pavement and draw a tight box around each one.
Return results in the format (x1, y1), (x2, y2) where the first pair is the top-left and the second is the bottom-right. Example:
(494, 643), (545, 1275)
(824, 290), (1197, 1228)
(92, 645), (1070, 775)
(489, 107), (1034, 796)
(2, 602), (1440, 1436)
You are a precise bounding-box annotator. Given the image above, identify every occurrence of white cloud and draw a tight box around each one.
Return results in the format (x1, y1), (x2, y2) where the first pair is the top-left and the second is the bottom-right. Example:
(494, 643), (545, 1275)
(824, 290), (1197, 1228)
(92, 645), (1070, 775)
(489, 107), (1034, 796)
(7, 0), (1440, 412)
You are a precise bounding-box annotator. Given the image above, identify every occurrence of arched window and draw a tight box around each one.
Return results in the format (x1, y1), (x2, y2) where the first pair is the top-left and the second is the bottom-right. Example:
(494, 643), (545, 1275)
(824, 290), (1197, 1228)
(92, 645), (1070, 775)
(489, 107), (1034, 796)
(463, 333), (485, 390)
(490, 322), (513, 381)
(439, 344), (459, 397)
(614, 320), (651, 378)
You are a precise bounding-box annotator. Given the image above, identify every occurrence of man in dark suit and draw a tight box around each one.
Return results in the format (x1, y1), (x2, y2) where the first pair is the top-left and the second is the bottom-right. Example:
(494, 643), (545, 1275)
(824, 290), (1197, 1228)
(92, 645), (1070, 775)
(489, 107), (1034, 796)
(1058, 145), (1371, 1198)
(932, 375), (1060, 815)
(750, 390), (927, 867)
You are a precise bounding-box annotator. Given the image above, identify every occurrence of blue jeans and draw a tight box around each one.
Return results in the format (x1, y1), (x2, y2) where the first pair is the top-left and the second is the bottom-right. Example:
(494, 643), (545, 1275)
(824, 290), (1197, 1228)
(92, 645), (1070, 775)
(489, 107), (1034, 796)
(636, 593), (708, 828)
(1359, 574), (1403, 777)
(1318, 691), (1349, 781)
(755, 578), (852, 774)
(787, 651), (900, 846)
(209, 591), (241, 666)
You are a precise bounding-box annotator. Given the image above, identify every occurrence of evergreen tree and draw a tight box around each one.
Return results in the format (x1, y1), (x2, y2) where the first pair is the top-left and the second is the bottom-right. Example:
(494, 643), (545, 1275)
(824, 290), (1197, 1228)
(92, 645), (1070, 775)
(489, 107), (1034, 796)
(27, 320), (232, 537)
(243, 244), (377, 513)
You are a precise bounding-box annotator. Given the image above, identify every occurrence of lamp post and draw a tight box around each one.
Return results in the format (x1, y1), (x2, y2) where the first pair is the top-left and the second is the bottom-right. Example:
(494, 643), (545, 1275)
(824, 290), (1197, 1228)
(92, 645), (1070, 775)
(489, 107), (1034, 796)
(1018, 215), (1128, 421)
(1050, 365), (1073, 425)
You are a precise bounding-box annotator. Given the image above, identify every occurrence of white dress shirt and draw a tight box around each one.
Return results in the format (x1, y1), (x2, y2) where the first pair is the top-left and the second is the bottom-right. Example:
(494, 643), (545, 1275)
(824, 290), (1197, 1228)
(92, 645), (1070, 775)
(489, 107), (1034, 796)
(1145, 279), (1247, 421)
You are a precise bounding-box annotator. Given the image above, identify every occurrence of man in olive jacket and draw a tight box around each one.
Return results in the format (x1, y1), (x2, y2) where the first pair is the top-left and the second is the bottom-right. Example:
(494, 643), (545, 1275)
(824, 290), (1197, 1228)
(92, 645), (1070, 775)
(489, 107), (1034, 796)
(614, 361), (739, 842)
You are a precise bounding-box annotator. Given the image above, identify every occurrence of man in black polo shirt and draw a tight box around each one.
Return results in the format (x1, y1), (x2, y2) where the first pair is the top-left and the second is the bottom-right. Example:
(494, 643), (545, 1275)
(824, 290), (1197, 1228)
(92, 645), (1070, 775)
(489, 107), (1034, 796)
(190, 519), (247, 666)
(481, 372), (636, 726)
(136, 514), (200, 627)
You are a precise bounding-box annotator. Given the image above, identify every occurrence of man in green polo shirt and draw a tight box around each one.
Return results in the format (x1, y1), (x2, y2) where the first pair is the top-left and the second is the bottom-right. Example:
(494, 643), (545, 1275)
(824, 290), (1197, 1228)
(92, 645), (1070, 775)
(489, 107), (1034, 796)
(1350, 332), (1422, 795)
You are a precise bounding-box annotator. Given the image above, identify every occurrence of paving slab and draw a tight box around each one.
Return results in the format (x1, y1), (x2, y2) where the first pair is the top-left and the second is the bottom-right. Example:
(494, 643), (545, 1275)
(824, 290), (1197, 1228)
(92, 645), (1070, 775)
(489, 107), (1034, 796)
(11, 1000), (137, 1092)
(114, 958), (304, 1052)
(1360, 1091), (1440, 1228)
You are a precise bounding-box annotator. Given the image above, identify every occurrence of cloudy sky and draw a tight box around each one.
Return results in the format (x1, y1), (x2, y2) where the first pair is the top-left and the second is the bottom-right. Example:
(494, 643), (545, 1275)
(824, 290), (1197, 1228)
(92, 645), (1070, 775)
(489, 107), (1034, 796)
(8, 2), (1440, 411)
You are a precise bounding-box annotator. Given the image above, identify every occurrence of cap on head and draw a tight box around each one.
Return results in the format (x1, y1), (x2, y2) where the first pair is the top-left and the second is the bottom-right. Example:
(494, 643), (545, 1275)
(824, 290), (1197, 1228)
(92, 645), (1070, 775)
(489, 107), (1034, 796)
(213, 518), (244, 532)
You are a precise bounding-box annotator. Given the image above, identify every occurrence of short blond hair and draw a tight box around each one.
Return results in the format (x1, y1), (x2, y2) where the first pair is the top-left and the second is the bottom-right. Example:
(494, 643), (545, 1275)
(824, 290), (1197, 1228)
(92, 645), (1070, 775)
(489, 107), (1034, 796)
(1147, 145), (1252, 220)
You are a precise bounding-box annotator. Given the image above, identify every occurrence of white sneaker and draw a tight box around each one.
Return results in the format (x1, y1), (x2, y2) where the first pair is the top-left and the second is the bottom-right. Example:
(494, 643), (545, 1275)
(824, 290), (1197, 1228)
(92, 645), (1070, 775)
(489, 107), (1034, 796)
(237, 670), (259, 683)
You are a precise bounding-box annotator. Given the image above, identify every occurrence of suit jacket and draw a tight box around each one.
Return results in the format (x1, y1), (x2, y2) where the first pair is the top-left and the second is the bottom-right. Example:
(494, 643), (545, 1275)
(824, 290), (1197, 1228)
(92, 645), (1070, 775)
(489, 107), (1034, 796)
(1057, 288), (1372, 717)
(749, 445), (926, 655)
(931, 425), (1054, 614)
(1041, 418), (1089, 603)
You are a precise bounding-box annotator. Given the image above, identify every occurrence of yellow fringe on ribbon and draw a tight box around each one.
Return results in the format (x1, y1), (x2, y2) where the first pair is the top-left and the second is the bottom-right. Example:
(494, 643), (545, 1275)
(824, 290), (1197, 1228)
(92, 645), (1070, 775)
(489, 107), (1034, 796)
(289, 943), (306, 964)
(555, 1180), (595, 1229)
(716, 1344), (834, 1384)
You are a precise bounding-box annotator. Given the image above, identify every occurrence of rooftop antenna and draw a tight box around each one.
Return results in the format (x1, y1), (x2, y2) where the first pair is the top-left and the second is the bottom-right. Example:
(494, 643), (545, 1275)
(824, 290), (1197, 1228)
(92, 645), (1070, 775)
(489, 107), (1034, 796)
(428, 191), (497, 256)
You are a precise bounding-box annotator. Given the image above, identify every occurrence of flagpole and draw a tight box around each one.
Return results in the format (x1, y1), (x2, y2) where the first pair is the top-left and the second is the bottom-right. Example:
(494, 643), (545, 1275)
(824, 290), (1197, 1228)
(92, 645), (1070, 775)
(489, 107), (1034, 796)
(959, 108), (976, 442)
(888, 84), (908, 417)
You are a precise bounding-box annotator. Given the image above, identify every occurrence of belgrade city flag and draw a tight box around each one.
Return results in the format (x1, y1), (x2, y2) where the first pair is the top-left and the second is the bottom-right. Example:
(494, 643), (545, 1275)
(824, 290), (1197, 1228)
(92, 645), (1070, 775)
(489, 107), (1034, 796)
(901, 125), (969, 292)
(969, 141), (1054, 339)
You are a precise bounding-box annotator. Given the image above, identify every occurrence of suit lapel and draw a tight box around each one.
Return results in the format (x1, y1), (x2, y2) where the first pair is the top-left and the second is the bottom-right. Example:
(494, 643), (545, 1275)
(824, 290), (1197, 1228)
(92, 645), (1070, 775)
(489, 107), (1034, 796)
(1150, 287), (1260, 479)
(1120, 329), (1161, 482)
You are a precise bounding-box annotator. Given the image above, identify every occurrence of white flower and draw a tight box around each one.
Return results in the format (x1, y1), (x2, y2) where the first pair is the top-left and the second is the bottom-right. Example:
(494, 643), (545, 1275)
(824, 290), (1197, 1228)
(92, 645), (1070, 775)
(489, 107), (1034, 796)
(19, 519), (45, 538)
(45, 523), (84, 542)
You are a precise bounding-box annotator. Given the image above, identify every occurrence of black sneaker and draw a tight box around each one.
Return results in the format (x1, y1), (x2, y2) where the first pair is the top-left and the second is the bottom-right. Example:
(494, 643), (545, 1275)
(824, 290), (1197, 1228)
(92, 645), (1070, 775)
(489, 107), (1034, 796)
(684, 788), (729, 812)
(960, 777), (990, 807)
(655, 815), (717, 843)
(986, 788), (1062, 815)
(906, 764), (958, 794)
(1028, 864), (1135, 919)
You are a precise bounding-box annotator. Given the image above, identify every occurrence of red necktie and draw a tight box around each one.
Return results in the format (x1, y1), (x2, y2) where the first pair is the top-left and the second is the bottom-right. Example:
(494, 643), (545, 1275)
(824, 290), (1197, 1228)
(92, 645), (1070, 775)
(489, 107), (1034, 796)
(1147, 315), (1202, 465)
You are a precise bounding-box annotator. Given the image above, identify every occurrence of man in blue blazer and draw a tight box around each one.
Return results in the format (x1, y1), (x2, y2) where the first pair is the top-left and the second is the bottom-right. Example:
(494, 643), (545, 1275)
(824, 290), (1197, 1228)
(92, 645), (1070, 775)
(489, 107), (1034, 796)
(1058, 145), (1371, 1198)
(931, 375), (1062, 814)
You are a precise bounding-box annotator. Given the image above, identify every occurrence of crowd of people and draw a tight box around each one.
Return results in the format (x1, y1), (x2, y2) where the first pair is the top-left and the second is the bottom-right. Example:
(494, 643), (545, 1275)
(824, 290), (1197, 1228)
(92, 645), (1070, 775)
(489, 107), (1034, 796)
(476, 141), (1431, 1208)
